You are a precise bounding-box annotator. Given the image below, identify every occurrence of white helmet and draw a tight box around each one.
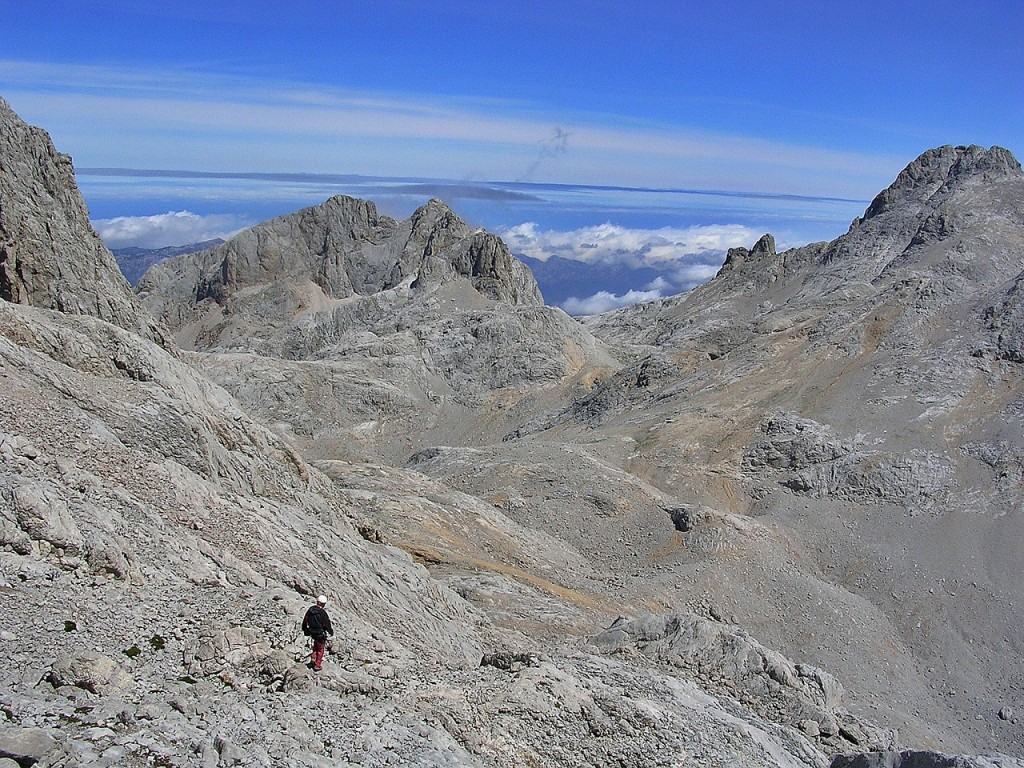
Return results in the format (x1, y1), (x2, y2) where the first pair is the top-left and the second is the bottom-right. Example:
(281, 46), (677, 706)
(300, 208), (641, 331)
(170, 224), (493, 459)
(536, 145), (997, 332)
(316, 595), (328, 605)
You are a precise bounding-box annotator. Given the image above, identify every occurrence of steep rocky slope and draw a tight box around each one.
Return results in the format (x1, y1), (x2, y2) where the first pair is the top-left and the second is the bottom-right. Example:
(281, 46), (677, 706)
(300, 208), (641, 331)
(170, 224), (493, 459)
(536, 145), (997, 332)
(0, 98), (165, 344)
(555, 145), (1024, 754)
(0, 100), (942, 768)
(7, 299), (855, 767)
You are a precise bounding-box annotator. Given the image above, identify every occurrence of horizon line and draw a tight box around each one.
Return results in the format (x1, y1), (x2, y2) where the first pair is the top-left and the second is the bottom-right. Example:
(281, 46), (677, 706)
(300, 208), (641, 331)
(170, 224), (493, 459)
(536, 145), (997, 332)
(76, 166), (871, 206)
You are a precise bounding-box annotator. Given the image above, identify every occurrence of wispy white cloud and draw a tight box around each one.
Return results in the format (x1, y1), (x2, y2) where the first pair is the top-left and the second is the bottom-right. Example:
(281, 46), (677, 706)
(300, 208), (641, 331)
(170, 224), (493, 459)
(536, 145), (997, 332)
(93, 210), (248, 248)
(562, 288), (664, 315)
(0, 58), (904, 195)
(500, 221), (756, 268)
(669, 262), (721, 284)
(644, 275), (673, 292)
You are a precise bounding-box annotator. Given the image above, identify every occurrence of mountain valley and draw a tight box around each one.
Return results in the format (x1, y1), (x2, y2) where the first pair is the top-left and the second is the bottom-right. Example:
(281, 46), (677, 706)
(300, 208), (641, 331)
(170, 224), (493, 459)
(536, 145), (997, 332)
(1, 97), (1022, 768)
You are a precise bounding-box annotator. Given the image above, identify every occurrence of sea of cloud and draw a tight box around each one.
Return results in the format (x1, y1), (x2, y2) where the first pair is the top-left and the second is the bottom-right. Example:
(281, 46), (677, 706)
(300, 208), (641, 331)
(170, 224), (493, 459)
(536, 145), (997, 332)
(501, 221), (758, 314)
(92, 210), (250, 249)
(500, 221), (756, 266)
(562, 286), (665, 315)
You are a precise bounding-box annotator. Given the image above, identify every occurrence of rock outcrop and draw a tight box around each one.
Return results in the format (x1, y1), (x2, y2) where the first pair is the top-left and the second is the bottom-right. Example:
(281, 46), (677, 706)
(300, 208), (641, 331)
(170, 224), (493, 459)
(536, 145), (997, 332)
(138, 194), (542, 340)
(0, 98), (165, 343)
(593, 613), (896, 754)
(984, 269), (1024, 363)
(743, 412), (953, 508)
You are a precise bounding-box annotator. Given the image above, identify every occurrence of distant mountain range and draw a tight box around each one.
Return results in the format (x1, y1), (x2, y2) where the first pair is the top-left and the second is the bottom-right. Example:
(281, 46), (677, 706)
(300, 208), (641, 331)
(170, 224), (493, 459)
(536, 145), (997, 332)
(115, 243), (670, 308)
(79, 166), (869, 205)
(112, 239), (225, 285)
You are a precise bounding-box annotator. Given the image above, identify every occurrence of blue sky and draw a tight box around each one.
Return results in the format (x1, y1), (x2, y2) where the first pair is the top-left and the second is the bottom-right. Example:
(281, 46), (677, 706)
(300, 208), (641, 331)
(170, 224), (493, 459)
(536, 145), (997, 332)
(5, 0), (1021, 197)
(3, 0), (1022, 312)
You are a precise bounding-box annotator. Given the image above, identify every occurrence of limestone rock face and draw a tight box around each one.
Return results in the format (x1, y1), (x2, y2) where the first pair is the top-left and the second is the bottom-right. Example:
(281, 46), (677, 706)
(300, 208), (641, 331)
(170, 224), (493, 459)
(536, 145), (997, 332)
(136, 191), (608, 460)
(138, 194), (542, 338)
(984, 269), (1024, 363)
(0, 98), (165, 344)
(825, 144), (1024, 293)
(861, 145), (1022, 223)
(719, 232), (777, 275)
(742, 413), (953, 508)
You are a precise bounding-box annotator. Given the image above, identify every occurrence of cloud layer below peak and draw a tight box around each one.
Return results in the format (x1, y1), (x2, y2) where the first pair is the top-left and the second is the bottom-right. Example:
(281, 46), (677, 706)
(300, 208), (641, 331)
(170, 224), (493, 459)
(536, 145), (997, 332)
(93, 210), (249, 249)
(501, 221), (757, 268)
(500, 220), (761, 314)
(562, 288), (665, 315)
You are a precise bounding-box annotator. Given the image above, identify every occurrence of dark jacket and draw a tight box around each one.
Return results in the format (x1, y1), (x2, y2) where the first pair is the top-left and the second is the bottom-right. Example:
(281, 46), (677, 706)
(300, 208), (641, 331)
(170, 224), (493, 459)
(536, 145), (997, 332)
(302, 605), (333, 640)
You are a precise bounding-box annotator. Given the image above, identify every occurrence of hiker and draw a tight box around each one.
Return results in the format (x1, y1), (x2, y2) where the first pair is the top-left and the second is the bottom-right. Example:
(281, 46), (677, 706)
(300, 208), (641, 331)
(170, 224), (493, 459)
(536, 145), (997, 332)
(302, 595), (334, 671)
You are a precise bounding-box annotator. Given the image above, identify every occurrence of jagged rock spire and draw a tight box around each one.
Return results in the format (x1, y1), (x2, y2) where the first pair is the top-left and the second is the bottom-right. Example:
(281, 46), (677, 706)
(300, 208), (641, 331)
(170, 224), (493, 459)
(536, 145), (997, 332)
(749, 233), (777, 257)
(718, 233), (777, 275)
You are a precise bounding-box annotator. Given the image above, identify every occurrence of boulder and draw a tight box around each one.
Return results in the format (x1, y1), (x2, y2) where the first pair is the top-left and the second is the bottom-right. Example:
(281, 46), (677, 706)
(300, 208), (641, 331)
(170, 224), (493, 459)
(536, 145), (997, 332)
(48, 651), (133, 695)
(0, 726), (58, 765)
(6, 480), (84, 556)
(185, 624), (272, 676)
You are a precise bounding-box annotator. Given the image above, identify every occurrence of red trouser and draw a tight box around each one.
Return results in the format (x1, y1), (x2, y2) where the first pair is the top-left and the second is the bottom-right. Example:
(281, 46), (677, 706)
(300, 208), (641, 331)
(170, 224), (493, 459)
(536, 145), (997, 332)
(312, 638), (327, 670)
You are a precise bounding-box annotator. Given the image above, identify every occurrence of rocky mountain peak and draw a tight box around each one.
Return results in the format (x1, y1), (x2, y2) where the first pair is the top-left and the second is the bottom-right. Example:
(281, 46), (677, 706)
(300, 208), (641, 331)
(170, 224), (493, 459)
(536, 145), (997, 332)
(314, 194), (385, 232)
(400, 197), (472, 263)
(428, 229), (544, 305)
(410, 197), (463, 224)
(394, 197), (541, 304)
(0, 98), (165, 344)
(863, 144), (1021, 222)
(140, 190), (544, 343)
(717, 233), (779, 277)
(750, 233), (777, 257)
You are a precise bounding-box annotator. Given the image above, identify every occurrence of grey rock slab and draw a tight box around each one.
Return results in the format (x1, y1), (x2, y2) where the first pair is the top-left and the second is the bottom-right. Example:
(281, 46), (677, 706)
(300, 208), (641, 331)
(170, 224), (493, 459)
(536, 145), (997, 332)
(48, 651), (133, 695)
(0, 726), (58, 764)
